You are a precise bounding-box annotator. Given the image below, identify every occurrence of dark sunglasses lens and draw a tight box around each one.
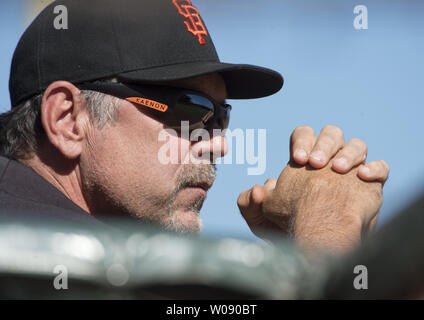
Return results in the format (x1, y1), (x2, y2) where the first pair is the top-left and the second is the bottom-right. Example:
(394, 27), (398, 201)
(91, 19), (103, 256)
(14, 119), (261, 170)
(222, 107), (230, 130)
(171, 94), (214, 130)
(206, 105), (231, 132)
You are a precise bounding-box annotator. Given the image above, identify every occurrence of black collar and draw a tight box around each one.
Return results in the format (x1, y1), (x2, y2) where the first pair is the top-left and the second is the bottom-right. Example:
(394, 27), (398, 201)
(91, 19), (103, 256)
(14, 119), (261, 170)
(0, 155), (98, 223)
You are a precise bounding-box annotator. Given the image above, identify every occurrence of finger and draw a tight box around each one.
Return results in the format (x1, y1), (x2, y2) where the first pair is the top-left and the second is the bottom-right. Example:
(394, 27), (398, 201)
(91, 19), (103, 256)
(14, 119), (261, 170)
(251, 184), (265, 206)
(357, 160), (390, 184)
(332, 138), (367, 173)
(290, 126), (316, 165)
(237, 188), (252, 210)
(263, 178), (277, 196)
(309, 125), (344, 168)
(237, 184), (267, 228)
(237, 185), (264, 214)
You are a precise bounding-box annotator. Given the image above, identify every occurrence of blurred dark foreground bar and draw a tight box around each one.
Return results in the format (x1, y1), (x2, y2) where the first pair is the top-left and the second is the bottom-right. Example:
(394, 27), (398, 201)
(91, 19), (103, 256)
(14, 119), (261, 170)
(0, 196), (423, 299)
(0, 214), (310, 299)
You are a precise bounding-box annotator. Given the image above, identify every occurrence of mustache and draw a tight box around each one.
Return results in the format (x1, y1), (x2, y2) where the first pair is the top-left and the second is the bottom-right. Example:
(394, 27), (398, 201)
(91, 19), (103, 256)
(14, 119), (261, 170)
(175, 163), (217, 193)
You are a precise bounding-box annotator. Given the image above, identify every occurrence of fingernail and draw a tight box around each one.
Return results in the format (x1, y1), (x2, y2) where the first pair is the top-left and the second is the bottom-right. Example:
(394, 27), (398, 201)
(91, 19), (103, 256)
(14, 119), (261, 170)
(333, 158), (348, 170)
(310, 151), (326, 163)
(360, 166), (371, 176)
(294, 149), (307, 161)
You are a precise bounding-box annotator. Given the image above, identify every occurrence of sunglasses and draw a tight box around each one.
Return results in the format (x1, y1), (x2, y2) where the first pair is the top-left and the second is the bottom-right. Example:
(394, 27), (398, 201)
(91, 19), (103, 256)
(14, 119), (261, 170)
(78, 82), (231, 132)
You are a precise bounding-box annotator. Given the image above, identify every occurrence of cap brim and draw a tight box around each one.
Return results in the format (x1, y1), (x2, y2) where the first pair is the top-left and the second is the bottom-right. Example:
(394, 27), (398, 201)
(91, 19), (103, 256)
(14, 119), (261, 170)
(116, 61), (283, 99)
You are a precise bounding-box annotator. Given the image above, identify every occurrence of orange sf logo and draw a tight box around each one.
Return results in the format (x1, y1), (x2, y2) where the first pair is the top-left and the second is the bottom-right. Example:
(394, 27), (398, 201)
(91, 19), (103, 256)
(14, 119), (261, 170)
(172, 0), (208, 45)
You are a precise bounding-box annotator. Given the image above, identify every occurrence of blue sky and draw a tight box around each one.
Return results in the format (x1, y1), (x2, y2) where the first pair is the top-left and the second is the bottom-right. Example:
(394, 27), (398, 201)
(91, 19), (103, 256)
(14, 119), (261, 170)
(1, 0), (423, 240)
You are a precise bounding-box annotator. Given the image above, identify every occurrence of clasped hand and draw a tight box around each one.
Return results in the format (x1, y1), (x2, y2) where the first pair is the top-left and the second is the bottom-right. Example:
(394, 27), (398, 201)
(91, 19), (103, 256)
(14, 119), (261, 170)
(237, 125), (389, 253)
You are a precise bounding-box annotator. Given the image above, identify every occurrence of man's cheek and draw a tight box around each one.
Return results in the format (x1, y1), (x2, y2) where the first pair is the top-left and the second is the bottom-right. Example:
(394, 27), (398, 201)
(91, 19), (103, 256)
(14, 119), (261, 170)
(157, 131), (192, 165)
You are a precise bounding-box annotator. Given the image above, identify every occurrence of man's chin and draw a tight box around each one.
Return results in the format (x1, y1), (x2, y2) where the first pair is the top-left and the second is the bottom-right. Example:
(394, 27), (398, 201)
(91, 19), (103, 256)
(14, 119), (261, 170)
(166, 209), (203, 234)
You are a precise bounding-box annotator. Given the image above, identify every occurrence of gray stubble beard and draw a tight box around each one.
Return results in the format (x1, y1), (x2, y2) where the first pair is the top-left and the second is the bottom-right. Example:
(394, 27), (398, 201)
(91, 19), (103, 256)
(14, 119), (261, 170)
(165, 163), (217, 234)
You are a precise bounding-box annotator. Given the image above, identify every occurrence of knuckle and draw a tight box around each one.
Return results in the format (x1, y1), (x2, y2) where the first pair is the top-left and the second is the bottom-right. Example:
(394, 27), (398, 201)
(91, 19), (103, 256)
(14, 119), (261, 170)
(380, 160), (390, 173)
(350, 138), (367, 150)
(294, 125), (314, 133)
(323, 124), (335, 130)
(322, 125), (344, 143)
(323, 124), (342, 135)
(376, 160), (387, 173)
(292, 126), (315, 139)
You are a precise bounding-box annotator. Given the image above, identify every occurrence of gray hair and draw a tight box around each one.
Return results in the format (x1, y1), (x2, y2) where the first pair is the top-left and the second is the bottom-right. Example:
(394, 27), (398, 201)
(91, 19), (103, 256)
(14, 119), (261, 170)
(0, 79), (121, 160)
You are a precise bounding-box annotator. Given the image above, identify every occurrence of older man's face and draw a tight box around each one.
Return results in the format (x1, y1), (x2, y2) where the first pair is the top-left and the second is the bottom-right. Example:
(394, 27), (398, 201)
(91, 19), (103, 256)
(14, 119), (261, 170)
(79, 73), (228, 233)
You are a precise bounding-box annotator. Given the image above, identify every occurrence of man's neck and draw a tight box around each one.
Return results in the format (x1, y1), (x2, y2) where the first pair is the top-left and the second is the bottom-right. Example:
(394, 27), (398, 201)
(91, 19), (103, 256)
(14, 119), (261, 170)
(20, 155), (91, 215)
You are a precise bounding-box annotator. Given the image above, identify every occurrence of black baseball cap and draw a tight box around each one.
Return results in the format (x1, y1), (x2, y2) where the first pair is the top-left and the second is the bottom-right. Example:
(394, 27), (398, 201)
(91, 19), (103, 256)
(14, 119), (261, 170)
(9, 0), (284, 108)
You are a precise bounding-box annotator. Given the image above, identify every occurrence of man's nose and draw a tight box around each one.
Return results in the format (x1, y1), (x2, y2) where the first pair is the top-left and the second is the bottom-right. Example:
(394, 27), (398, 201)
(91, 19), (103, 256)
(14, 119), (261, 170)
(192, 134), (228, 162)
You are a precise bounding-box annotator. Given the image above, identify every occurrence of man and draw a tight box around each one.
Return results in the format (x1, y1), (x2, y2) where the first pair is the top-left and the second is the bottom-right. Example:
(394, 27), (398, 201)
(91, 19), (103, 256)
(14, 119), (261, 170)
(0, 0), (388, 253)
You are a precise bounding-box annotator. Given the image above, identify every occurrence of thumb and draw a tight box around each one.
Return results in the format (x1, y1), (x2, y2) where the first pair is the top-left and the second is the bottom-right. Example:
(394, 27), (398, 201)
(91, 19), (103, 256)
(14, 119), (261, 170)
(250, 184), (265, 207)
(237, 184), (264, 211)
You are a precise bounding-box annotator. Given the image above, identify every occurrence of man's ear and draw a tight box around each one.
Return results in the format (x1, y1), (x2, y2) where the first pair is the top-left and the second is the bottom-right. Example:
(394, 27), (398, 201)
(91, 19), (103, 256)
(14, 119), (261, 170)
(41, 81), (89, 159)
